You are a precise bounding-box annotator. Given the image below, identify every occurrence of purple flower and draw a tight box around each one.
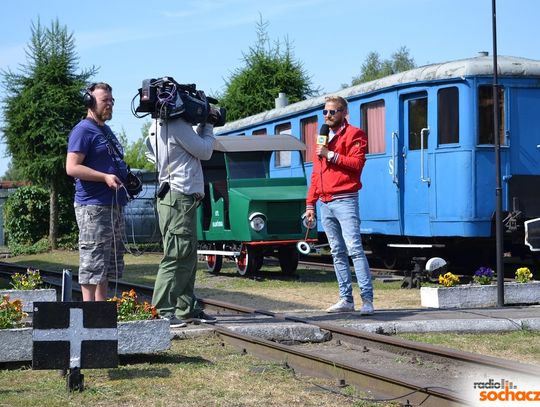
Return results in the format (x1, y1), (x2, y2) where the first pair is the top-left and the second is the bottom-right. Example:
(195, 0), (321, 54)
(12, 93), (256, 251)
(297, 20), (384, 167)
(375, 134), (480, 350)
(474, 267), (494, 278)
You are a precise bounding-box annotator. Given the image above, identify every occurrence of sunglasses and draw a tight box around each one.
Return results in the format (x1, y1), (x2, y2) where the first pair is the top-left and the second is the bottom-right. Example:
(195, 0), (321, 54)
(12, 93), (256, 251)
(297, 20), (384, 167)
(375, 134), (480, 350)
(322, 109), (343, 116)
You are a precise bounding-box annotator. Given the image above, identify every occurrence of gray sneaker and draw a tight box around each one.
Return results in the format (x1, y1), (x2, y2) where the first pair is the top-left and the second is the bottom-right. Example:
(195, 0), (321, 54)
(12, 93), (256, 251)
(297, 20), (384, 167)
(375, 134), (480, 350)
(325, 299), (355, 313)
(360, 301), (374, 315)
(162, 316), (187, 328)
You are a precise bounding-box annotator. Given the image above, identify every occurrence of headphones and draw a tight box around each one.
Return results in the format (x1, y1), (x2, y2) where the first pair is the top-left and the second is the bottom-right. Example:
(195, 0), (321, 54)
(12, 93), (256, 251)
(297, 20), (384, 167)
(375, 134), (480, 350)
(83, 82), (113, 109)
(82, 83), (97, 109)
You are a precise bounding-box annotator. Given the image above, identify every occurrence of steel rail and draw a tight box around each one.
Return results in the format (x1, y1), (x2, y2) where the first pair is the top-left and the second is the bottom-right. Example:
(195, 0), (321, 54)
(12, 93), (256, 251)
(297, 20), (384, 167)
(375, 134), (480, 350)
(2, 261), (539, 405)
(201, 298), (540, 377)
(2, 262), (539, 376)
(214, 325), (467, 406)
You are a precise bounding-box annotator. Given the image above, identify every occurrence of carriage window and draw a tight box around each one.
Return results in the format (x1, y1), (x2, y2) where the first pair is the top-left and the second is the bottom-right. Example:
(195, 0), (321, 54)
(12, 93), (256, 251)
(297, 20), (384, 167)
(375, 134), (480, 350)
(478, 85), (505, 145)
(361, 100), (385, 154)
(275, 123), (292, 167)
(252, 128), (267, 135)
(438, 87), (459, 144)
(301, 116), (318, 162)
(408, 96), (428, 150)
(227, 152), (270, 179)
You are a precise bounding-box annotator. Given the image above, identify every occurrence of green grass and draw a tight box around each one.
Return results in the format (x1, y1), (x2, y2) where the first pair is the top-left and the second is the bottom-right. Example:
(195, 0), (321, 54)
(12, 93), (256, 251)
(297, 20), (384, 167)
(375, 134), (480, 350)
(2, 250), (395, 292)
(0, 336), (398, 407)
(398, 330), (540, 366)
(1, 249), (538, 406)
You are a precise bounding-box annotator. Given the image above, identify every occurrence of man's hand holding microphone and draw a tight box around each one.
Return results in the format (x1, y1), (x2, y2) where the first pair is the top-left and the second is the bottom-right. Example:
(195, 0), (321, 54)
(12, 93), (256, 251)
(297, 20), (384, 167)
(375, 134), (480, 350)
(305, 124), (332, 227)
(316, 124), (330, 159)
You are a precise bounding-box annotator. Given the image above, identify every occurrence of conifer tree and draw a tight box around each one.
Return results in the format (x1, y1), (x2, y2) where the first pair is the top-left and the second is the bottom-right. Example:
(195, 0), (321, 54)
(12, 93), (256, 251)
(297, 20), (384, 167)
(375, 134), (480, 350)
(220, 17), (319, 121)
(1, 19), (96, 248)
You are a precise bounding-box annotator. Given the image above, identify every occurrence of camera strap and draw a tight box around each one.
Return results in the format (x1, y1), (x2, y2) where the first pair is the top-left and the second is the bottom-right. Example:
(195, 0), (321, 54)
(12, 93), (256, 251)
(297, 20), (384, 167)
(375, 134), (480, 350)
(85, 118), (144, 201)
(86, 118), (129, 176)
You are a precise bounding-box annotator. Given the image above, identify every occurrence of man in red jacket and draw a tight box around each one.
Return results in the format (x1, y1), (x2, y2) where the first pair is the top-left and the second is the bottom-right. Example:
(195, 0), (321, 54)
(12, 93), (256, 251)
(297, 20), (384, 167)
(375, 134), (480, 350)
(305, 96), (374, 315)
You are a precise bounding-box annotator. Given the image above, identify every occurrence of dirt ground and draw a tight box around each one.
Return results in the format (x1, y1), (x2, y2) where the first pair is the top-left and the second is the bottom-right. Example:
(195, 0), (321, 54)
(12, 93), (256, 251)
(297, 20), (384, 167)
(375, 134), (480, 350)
(197, 280), (421, 312)
(193, 260), (421, 312)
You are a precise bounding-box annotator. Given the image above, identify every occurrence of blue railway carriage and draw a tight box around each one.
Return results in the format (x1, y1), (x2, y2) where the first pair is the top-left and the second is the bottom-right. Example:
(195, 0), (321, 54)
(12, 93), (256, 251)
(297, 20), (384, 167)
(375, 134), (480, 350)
(216, 54), (540, 269)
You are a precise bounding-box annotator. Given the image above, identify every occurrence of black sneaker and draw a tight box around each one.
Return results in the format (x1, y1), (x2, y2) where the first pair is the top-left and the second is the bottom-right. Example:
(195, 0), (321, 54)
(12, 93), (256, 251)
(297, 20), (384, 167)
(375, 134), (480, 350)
(162, 316), (187, 328)
(186, 312), (218, 324)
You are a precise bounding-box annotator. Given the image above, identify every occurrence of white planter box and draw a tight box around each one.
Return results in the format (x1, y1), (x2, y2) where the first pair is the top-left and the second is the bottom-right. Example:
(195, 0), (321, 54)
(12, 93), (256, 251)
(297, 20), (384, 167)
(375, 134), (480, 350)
(0, 319), (170, 363)
(0, 289), (57, 312)
(118, 319), (170, 354)
(0, 327), (33, 362)
(421, 282), (540, 308)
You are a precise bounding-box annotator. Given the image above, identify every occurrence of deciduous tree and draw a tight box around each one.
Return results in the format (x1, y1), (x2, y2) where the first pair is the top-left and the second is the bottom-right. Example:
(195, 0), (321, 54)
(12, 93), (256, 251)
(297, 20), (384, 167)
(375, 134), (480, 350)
(345, 46), (416, 87)
(121, 122), (155, 171)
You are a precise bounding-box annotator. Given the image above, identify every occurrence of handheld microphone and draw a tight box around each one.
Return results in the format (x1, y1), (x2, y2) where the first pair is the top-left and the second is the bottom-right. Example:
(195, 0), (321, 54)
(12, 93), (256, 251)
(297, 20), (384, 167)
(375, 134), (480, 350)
(316, 124), (330, 159)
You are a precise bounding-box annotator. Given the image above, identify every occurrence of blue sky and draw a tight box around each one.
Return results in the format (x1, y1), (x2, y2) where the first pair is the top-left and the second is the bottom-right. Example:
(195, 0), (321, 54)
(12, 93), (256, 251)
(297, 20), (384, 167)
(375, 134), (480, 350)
(1, 0), (539, 177)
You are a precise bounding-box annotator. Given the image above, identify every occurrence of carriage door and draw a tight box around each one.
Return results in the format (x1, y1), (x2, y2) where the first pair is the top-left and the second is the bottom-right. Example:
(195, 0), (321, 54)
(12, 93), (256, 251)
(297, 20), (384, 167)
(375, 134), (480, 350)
(401, 93), (431, 235)
(508, 87), (540, 218)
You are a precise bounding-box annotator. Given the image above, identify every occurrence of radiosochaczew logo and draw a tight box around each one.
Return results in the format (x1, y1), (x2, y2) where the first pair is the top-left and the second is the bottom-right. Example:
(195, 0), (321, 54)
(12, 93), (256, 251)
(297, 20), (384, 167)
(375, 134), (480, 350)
(468, 376), (540, 405)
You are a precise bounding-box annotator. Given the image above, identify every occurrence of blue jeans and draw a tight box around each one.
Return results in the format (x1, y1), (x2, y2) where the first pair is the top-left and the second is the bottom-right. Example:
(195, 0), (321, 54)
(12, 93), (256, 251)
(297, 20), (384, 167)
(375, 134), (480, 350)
(320, 196), (373, 303)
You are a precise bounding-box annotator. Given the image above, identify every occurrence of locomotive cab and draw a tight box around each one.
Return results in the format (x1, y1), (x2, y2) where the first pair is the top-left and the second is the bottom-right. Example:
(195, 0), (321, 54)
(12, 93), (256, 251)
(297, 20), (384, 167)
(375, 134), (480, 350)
(197, 134), (317, 276)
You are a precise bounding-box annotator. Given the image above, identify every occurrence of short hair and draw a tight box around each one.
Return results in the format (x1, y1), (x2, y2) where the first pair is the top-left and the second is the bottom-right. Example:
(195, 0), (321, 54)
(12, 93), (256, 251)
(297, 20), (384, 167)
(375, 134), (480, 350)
(324, 96), (348, 112)
(89, 82), (112, 93)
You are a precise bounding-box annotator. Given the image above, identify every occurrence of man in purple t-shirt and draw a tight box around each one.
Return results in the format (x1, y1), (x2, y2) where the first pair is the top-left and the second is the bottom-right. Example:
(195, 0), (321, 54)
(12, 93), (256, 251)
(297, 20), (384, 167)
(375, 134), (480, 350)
(66, 82), (128, 301)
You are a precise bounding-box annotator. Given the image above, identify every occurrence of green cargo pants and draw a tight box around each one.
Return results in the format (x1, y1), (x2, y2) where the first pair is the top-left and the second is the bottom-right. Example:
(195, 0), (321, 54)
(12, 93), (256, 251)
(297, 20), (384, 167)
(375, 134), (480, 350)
(152, 190), (203, 319)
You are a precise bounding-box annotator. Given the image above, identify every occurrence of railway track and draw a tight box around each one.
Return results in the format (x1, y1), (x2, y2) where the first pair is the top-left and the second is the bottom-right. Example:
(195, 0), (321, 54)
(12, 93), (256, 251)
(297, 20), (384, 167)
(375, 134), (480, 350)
(2, 262), (538, 406)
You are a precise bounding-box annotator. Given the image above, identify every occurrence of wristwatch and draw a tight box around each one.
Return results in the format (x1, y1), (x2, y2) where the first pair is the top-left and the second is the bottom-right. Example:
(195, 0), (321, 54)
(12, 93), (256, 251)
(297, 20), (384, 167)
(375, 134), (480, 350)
(327, 151), (335, 161)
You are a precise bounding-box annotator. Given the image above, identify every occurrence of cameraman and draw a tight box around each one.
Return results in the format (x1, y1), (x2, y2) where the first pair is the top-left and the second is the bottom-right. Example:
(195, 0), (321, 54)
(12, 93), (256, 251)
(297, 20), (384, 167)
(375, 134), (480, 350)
(146, 112), (218, 327)
(66, 82), (127, 302)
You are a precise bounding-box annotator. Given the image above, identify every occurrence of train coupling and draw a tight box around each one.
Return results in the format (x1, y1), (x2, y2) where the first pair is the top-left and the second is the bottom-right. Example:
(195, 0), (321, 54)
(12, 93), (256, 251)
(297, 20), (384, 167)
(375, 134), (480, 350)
(401, 257), (448, 289)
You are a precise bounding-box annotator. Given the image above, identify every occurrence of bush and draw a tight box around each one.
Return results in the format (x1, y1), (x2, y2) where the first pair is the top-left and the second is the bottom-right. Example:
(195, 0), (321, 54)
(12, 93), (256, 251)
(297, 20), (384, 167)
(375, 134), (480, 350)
(3, 184), (77, 253)
(3, 186), (49, 246)
(56, 232), (78, 250)
(8, 238), (50, 256)
(57, 185), (78, 239)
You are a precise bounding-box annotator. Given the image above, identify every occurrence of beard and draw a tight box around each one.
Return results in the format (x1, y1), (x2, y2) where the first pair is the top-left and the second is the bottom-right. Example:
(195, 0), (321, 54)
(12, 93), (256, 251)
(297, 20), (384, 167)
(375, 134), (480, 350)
(325, 117), (343, 128)
(96, 108), (113, 122)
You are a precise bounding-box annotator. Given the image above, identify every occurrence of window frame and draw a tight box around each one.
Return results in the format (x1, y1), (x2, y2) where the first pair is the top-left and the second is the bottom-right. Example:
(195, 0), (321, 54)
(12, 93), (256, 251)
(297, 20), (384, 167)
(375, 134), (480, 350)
(360, 99), (386, 154)
(274, 122), (292, 167)
(437, 86), (460, 145)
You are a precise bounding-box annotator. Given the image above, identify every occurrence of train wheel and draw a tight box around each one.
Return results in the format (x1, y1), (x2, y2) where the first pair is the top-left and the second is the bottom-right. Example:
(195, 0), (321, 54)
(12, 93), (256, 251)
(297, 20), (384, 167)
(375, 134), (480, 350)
(254, 253), (264, 272)
(382, 249), (399, 270)
(235, 245), (257, 276)
(372, 242), (400, 270)
(278, 246), (299, 275)
(206, 254), (223, 274)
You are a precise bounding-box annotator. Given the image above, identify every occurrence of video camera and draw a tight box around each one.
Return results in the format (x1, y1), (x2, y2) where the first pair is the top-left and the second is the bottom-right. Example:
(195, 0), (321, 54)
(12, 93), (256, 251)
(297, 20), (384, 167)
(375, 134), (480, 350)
(132, 77), (226, 126)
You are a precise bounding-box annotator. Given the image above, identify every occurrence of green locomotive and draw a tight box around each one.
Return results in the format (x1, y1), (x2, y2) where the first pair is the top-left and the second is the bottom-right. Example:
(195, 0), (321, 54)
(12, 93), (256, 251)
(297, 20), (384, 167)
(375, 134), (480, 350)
(197, 134), (317, 275)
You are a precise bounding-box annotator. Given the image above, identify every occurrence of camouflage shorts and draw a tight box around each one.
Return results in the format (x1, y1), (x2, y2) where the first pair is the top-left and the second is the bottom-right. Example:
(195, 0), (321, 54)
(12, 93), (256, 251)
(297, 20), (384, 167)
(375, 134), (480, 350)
(75, 204), (125, 285)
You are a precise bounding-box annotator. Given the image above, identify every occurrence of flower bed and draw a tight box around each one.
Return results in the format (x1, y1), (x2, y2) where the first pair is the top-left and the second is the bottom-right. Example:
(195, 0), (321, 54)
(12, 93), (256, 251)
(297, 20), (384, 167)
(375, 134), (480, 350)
(0, 288), (170, 362)
(0, 318), (170, 363)
(0, 268), (56, 312)
(421, 281), (540, 308)
(0, 289), (57, 313)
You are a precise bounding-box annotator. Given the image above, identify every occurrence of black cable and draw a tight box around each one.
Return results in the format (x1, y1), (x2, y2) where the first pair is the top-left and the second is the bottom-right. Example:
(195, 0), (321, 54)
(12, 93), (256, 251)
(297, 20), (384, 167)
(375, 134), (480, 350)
(309, 381), (455, 406)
